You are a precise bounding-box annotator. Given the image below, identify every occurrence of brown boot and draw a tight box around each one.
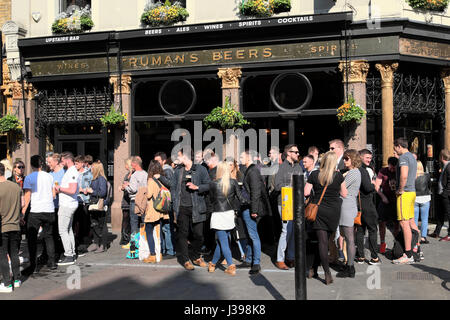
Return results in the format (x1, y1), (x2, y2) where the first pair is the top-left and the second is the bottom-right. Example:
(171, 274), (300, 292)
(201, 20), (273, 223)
(193, 258), (207, 268)
(325, 271), (333, 285)
(184, 261), (195, 270)
(143, 255), (156, 263)
(275, 261), (289, 270)
(208, 262), (216, 273)
(224, 264), (236, 276)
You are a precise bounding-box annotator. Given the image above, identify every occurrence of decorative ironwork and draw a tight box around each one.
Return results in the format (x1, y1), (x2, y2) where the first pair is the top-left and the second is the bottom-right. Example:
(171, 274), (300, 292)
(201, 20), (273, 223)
(35, 85), (113, 138)
(366, 71), (382, 116)
(393, 73), (445, 123)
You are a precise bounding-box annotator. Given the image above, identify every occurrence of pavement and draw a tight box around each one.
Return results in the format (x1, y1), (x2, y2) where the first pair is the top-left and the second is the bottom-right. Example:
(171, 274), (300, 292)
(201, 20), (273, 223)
(1, 223), (449, 300)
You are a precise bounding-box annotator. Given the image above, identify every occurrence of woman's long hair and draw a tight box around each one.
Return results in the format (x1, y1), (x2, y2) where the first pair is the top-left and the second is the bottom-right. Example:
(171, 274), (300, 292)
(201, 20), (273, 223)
(343, 149), (362, 169)
(318, 151), (338, 186)
(92, 161), (106, 180)
(416, 160), (424, 177)
(215, 161), (232, 196)
(147, 159), (163, 178)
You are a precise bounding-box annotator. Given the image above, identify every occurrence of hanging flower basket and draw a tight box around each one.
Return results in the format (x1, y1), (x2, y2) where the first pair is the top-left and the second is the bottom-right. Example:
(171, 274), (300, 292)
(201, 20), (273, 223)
(406, 0), (448, 12)
(52, 5), (94, 34)
(0, 114), (23, 134)
(203, 97), (250, 131)
(240, 0), (291, 18)
(336, 95), (366, 126)
(141, 0), (189, 27)
(100, 105), (127, 128)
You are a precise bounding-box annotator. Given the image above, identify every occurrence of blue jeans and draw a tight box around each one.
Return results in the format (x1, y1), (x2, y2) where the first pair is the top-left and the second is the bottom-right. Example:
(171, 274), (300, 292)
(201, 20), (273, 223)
(241, 209), (261, 265)
(212, 230), (233, 266)
(414, 201), (430, 238)
(161, 219), (175, 256)
(277, 206), (295, 262)
(145, 222), (157, 255)
(129, 201), (140, 236)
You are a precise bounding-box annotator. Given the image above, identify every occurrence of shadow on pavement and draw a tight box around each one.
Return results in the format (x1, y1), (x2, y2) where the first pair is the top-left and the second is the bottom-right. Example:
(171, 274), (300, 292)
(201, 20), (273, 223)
(411, 263), (450, 292)
(249, 273), (285, 300)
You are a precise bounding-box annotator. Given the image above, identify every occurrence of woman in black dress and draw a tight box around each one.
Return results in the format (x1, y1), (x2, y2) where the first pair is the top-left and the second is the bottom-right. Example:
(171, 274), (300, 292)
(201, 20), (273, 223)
(305, 151), (347, 285)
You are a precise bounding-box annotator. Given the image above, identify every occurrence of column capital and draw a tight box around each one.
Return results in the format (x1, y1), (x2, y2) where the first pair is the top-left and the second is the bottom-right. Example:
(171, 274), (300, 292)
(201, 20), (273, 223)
(375, 62), (399, 87)
(110, 74), (132, 95)
(338, 60), (370, 83)
(442, 68), (450, 93)
(11, 81), (37, 100)
(217, 67), (242, 89)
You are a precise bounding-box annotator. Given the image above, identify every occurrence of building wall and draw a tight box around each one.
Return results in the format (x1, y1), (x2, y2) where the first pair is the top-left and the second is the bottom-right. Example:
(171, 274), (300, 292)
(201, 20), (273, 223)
(0, 0), (11, 41)
(10, 0), (450, 37)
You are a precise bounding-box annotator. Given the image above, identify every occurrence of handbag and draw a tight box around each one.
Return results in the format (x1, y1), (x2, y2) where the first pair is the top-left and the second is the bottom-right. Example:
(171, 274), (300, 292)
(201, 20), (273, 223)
(88, 198), (104, 211)
(211, 210), (235, 230)
(304, 184), (328, 222)
(354, 192), (362, 225)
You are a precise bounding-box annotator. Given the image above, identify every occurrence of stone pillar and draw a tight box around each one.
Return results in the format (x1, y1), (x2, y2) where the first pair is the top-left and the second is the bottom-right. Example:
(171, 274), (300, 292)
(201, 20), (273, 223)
(10, 81), (38, 175)
(376, 62), (398, 167)
(110, 74), (132, 233)
(442, 69), (450, 150)
(217, 67), (242, 111)
(338, 60), (369, 150)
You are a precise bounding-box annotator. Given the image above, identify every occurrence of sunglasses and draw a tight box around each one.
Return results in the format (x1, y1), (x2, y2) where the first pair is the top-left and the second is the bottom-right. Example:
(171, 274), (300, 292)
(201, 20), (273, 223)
(329, 147), (335, 151)
(16, 166), (25, 169)
(343, 157), (350, 161)
(288, 151), (300, 154)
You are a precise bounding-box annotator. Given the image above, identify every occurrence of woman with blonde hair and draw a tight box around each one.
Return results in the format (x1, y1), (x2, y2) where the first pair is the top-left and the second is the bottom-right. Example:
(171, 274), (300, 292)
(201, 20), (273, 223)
(208, 161), (247, 275)
(119, 157), (133, 248)
(305, 151), (347, 285)
(0, 159), (13, 179)
(86, 161), (108, 253)
(414, 160), (431, 247)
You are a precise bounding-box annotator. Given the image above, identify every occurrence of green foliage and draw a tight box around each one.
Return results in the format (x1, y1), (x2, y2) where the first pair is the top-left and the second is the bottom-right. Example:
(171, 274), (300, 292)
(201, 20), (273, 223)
(203, 97), (250, 130)
(336, 95), (366, 125)
(100, 105), (127, 127)
(141, 1), (189, 27)
(0, 114), (23, 134)
(406, 0), (448, 11)
(240, 0), (291, 17)
(52, 13), (94, 34)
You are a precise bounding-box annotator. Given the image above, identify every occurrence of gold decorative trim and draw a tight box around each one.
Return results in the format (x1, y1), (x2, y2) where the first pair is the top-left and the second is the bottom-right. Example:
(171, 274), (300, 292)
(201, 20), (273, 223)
(217, 68), (242, 89)
(10, 81), (37, 100)
(442, 68), (450, 94)
(338, 60), (370, 83)
(110, 74), (132, 95)
(375, 62), (399, 87)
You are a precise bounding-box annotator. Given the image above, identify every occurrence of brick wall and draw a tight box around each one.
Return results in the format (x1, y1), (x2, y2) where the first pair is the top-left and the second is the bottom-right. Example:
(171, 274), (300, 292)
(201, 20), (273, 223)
(0, 0), (11, 42)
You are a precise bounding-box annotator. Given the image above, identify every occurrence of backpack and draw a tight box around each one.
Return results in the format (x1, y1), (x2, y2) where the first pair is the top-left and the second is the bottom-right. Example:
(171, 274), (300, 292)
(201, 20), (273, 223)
(126, 233), (140, 259)
(134, 186), (148, 216)
(152, 178), (172, 214)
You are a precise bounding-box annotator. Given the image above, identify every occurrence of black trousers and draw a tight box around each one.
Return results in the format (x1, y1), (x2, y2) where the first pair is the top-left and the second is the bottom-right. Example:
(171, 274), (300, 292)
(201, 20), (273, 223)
(27, 212), (56, 266)
(90, 210), (108, 247)
(74, 203), (91, 249)
(435, 193), (450, 236)
(176, 206), (204, 264)
(120, 208), (131, 245)
(356, 202), (379, 260)
(0, 231), (21, 286)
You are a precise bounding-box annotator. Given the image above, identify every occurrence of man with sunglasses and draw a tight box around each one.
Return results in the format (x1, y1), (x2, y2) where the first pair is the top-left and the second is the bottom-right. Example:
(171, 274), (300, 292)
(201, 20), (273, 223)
(274, 144), (303, 269)
(329, 139), (346, 173)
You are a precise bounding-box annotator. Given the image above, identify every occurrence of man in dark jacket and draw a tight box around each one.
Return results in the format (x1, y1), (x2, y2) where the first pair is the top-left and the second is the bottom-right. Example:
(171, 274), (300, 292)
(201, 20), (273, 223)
(171, 148), (211, 270)
(236, 150), (272, 275)
(355, 149), (381, 265)
(431, 149), (450, 241)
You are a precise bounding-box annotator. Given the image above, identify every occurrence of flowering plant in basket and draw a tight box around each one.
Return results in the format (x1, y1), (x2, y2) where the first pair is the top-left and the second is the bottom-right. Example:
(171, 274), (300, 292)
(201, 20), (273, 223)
(336, 95), (366, 125)
(100, 105), (127, 127)
(141, 0), (189, 27)
(203, 97), (249, 131)
(52, 5), (93, 34)
(0, 114), (23, 134)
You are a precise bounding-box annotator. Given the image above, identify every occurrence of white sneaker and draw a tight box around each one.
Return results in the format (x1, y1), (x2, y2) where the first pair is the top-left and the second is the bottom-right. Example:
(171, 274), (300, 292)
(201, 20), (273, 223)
(19, 256), (29, 264)
(13, 280), (21, 288)
(393, 253), (414, 265)
(0, 283), (13, 293)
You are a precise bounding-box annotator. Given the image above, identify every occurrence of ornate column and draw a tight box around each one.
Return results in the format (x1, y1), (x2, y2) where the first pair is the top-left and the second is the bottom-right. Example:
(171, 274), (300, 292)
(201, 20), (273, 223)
(376, 62), (398, 167)
(338, 60), (369, 150)
(442, 69), (450, 150)
(110, 74), (132, 233)
(218, 67), (242, 111)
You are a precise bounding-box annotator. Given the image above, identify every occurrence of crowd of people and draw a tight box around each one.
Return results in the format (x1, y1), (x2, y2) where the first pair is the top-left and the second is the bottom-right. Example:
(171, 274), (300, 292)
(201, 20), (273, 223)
(0, 136), (449, 292)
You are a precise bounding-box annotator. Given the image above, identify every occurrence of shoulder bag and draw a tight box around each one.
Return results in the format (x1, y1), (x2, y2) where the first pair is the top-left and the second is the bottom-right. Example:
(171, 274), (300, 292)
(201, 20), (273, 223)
(354, 192), (362, 225)
(304, 184), (328, 222)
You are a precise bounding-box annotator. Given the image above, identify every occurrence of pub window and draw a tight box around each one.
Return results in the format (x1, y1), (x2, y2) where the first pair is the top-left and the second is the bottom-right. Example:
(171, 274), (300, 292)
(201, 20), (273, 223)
(59, 0), (91, 15)
(147, 0), (186, 7)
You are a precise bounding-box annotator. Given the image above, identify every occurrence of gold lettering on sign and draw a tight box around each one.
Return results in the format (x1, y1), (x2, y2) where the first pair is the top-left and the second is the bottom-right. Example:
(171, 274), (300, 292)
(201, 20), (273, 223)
(399, 38), (449, 60)
(190, 54), (199, 63)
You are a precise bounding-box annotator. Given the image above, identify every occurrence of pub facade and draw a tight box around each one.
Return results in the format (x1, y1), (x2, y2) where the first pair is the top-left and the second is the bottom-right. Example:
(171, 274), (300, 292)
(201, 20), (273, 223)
(3, 0), (449, 230)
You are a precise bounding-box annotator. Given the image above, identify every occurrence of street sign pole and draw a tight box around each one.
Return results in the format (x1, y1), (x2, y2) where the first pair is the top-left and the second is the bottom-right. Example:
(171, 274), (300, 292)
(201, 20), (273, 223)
(293, 174), (307, 300)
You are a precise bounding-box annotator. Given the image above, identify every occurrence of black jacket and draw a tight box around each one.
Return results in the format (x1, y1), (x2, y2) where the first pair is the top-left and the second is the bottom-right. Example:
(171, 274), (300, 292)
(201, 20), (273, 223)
(441, 162), (450, 194)
(171, 164), (211, 224)
(209, 179), (248, 212)
(359, 165), (377, 215)
(158, 165), (174, 190)
(415, 173), (431, 196)
(242, 164), (272, 219)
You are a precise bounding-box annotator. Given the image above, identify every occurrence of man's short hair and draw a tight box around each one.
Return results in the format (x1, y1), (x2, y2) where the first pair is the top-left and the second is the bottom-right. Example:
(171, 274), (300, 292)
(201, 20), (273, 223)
(359, 149), (373, 156)
(154, 152), (167, 161)
(308, 146), (319, 154)
(84, 155), (93, 165)
(131, 156), (143, 167)
(49, 153), (61, 164)
(13, 160), (25, 168)
(440, 149), (450, 161)
(74, 155), (85, 163)
(304, 154), (314, 162)
(388, 157), (398, 166)
(61, 151), (75, 162)
(284, 144), (298, 153)
(30, 155), (44, 169)
(329, 139), (344, 149)
(394, 137), (409, 149)
(0, 163), (4, 177)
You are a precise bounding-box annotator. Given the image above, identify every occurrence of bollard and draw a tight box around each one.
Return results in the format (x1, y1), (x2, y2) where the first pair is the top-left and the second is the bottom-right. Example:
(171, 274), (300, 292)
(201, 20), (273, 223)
(293, 174), (306, 300)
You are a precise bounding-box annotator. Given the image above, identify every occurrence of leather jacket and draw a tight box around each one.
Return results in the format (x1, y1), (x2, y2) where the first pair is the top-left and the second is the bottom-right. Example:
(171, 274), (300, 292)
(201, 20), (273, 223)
(415, 173), (431, 196)
(209, 179), (248, 212)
